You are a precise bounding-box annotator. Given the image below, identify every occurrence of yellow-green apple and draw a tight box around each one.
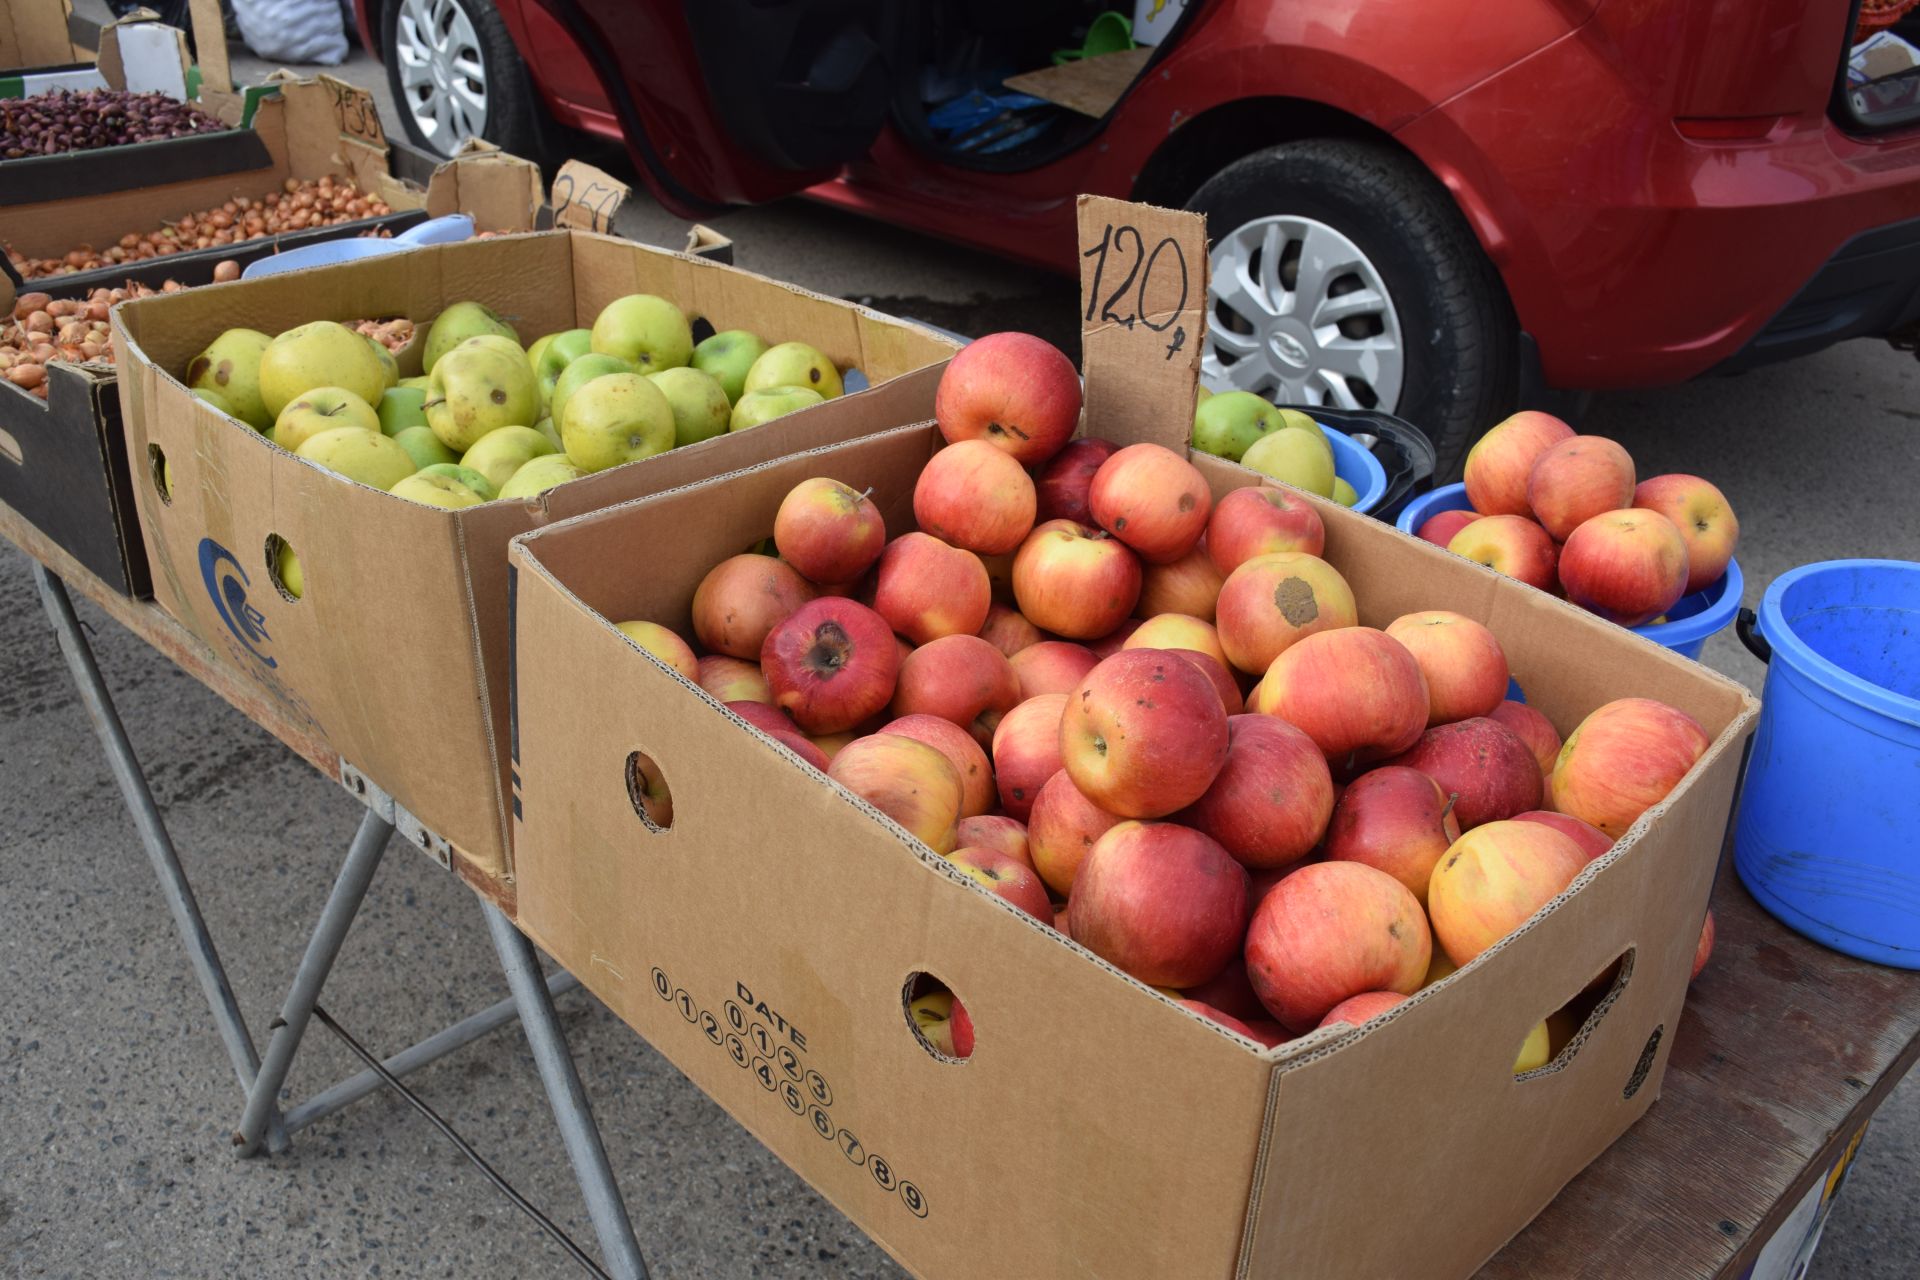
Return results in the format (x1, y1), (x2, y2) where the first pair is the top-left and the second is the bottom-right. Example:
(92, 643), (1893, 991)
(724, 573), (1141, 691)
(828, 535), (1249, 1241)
(1331, 477), (1359, 508)
(1387, 716), (1543, 829)
(1026, 769), (1123, 896)
(390, 471), (486, 510)
(1136, 543), (1224, 622)
(872, 533), (992, 644)
(423, 301), (518, 372)
(1549, 697), (1709, 837)
(378, 386), (430, 436)
(1415, 509), (1478, 547)
(1206, 486), (1326, 574)
(914, 439), (1037, 555)
(1089, 443), (1213, 564)
(1527, 435), (1636, 541)
(978, 603), (1043, 658)
(532, 327), (593, 404)
(761, 598), (901, 733)
(989, 693), (1067, 821)
(808, 730), (859, 761)
(416, 462), (497, 500)
(560, 371), (676, 472)
(1011, 519), (1142, 639)
(1423, 949), (1457, 988)
(1191, 389), (1281, 461)
(1692, 910), (1715, 981)
(187, 327), (274, 429)
(498, 454), (585, 499)
(614, 620), (698, 679)
(1124, 613), (1229, 674)
(697, 655), (773, 704)
(1181, 961), (1267, 1025)
(1009, 640), (1099, 700)
(954, 814), (1031, 869)
(1427, 819), (1589, 965)
(259, 320), (388, 417)
(1163, 648), (1243, 714)
(1240, 424), (1335, 497)
(461, 424), (557, 492)
(909, 990), (961, 1057)
(295, 427), (415, 490)
(590, 293), (693, 371)
(947, 847), (1052, 922)
(1448, 514), (1559, 592)
(773, 477), (887, 585)
(1061, 649), (1230, 818)
(891, 634), (1020, 748)
(272, 386), (381, 452)
(1384, 610), (1510, 725)
(1176, 714), (1334, 869)
(827, 733), (963, 853)
(1514, 1021), (1552, 1072)
(1462, 410), (1575, 517)
(648, 366), (732, 447)
(1557, 508), (1689, 625)
(1069, 822), (1250, 986)
(1034, 437), (1119, 524)
(1633, 473), (1740, 594)
(691, 554), (817, 659)
(1243, 860), (1431, 1030)
(1511, 809), (1613, 861)
(880, 714), (995, 817)
(1317, 991), (1408, 1030)
(1215, 551), (1358, 675)
(1323, 765), (1461, 902)
(549, 354), (631, 433)
(745, 340), (842, 399)
(691, 329), (768, 404)
(1253, 627), (1429, 768)
(730, 385), (825, 430)
(426, 342), (541, 453)
(934, 331), (1082, 466)
(1490, 700), (1562, 780)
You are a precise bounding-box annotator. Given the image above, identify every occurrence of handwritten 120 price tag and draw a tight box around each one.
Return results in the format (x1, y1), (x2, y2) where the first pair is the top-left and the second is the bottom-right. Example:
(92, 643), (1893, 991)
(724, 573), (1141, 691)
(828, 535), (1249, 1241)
(1076, 195), (1208, 450)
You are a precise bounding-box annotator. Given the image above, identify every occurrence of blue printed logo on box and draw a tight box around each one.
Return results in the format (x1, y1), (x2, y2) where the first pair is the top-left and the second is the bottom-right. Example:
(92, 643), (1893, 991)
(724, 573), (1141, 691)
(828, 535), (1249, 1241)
(198, 537), (276, 669)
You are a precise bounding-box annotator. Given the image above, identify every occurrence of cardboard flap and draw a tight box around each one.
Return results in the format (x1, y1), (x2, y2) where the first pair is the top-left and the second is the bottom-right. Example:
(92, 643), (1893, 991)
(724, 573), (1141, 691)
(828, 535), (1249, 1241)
(274, 74), (389, 190)
(188, 0), (229, 99)
(95, 14), (190, 98)
(1076, 194), (1205, 450)
(1, 0), (82, 68)
(550, 158), (632, 234)
(424, 147), (544, 233)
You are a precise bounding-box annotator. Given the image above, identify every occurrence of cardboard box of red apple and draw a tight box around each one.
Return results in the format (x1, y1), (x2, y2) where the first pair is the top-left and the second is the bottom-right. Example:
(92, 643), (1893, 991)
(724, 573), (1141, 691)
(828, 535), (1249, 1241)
(504, 200), (1760, 1278)
(109, 230), (958, 886)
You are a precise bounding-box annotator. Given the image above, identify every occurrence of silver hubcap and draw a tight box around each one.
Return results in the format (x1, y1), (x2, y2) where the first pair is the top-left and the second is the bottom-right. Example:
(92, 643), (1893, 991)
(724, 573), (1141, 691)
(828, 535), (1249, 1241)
(396, 0), (488, 151)
(1202, 215), (1405, 412)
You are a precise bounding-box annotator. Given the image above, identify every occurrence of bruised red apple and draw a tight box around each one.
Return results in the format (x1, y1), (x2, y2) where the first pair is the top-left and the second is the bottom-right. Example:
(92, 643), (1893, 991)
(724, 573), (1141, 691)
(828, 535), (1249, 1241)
(891, 634), (1020, 747)
(1527, 435), (1636, 542)
(1692, 910), (1716, 981)
(990, 693), (1068, 822)
(1511, 809), (1613, 861)
(698, 654), (773, 705)
(1070, 821), (1249, 986)
(1088, 443), (1213, 564)
(978, 602), (1043, 657)
(948, 847), (1053, 922)
(1182, 961), (1267, 1025)
(691, 554), (817, 659)
(1009, 640), (1099, 700)
(1490, 700), (1562, 780)
(914, 439), (1038, 555)
(827, 733), (963, 854)
(1034, 437), (1118, 524)
(1125, 612), (1230, 673)
(1136, 543), (1225, 622)
(1427, 819), (1589, 964)
(1549, 697), (1710, 837)
(934, 331), (1082, 466)
(881, 714), (996, 818)
(1448, 515), (1559, 592)
(1088, 618), (1141, 659)
(1384, 610), (1509, 725)
(1317, 991), (1408, 1030)
(1207, 486), (1325, 574)
(954, 814), (1031, 869)
(1557, 508), (1688, 627)
(1061, 649), (1230, 818)
(1324, 765), (1461, 902)
(1164, 648), (1242, 714)
(1415, 508), (1479, 548)
(761, 598), (901, 733)
(872, 532), (992, 644)
(1387, 716), (1543, 830)
(726, 700), (797, 736)
(1463, 410), (1575, 518)
(773, 477), (886, 585)
(1634, 473), (1740, 594)
(1215, 551), (1358, 675)
(1177, 715), (1334, 869)
(1027, 768), (1123, 895)
(1244, 861), (1431, 1031)
(1252, 628), (1429, 768)
(1011, 518), (1142, 640)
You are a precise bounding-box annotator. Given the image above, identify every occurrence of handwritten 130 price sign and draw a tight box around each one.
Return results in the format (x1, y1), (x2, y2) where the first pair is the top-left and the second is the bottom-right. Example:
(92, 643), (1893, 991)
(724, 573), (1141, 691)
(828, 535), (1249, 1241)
(1075, 195), (1208, 450)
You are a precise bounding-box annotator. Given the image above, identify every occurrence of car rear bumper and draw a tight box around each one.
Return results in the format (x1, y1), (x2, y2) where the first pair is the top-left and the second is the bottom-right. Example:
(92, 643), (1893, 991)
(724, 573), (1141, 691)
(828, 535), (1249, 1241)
(1714, 214), (1920, 373)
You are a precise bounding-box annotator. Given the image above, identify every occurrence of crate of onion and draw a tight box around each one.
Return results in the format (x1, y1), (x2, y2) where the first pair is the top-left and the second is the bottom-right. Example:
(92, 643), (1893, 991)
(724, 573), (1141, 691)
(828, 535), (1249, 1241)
(506, 334), (1761, 1280)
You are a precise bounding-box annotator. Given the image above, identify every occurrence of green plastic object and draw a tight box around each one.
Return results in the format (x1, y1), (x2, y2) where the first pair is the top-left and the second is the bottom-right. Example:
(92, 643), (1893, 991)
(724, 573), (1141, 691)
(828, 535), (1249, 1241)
(1053, 12), (1135, 63)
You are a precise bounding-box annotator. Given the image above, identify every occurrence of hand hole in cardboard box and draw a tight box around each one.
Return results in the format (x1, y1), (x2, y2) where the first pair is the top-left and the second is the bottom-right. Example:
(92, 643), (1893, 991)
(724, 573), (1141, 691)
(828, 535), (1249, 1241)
(903, 972), (972, 1063)
(264, 533), (304, 602)
(0, 426), (21, 467)
(624, 750), (674, 831)
(148, 444), (170, 504)
(1515, 947), (1635, 1082)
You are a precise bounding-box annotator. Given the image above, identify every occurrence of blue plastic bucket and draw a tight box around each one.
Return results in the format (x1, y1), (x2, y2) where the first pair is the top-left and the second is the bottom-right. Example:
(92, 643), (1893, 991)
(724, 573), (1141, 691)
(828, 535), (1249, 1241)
(1320, 425), (1388, 515)
(1393, 482), (1741, 659)
(1733, 560), (1920, 966)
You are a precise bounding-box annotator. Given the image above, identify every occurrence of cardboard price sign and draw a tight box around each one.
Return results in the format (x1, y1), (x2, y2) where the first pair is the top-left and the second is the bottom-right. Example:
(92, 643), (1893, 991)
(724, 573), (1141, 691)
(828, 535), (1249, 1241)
(1076, 195), (1207, 450)
(324, 77), (384, 147)
(551, 159), (631, 234)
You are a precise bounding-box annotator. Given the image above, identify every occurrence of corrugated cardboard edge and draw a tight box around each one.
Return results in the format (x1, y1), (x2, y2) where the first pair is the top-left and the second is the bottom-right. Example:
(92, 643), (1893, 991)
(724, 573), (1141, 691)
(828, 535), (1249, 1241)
(0, 0), (83, 67)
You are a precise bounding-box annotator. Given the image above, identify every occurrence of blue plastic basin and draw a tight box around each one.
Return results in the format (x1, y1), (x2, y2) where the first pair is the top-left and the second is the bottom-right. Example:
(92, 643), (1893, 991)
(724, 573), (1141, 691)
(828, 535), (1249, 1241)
(1321, 424), (1388, 515)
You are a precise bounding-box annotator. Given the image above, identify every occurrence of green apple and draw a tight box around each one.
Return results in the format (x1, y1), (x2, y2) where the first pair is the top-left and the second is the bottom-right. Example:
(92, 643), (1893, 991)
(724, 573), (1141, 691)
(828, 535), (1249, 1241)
(272, 386), (381, 452)
(647, 366), (731, 449)
(533, 328), (594, 406)
(417, 462), (498, 501)
(1192, 390), (1281, 462)
(424, 301), (518, 372)
(498, 453), (585, 500)
(461, 425), (558, 493)
(1196, 384), (1214, 406)
(690, 329), (768, 405)
(458, 333), (528, 362)
(426, 344), (540, 452)
(296, 426), (416, 490)
(744, 341), (842, 400)
(533, 416), (563, 453)
(258, 321), (386, 419)
(560, 372), (675, 473)
(185, 327), (273, 429)
(366, 337), (399, 389)
(392, 425), (457, 471)
(191, 387), (234, 416)
(550, 353), (631, 434)
(1241, 425), (1336, 497)
(399, 374), (431, 391)
(526, 331), (559, 372)
(378, 386), (430, 435)
(392, 471), (487, 509)
(1331, 476), (1360, 508)
(1275, 407), (1320, 433)
(276, 539), (304, 600)
(729, 385), (824, 431)
(589, 294), (693, 372)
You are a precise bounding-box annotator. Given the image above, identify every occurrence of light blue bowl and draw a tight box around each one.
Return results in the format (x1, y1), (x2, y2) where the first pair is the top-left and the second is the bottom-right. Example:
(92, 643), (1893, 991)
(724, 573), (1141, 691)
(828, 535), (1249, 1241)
(1322, 423), (1388, 514)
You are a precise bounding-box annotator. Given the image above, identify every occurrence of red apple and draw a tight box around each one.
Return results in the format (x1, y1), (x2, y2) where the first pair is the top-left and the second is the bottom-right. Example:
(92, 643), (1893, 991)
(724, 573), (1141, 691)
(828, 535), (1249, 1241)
(1527, 435), (1636, 542)
(1053, 904), (1071, 933)
(1428, 819), (1589, 964)
(691, 554), (817, 659)
(1010, 518), (1142, 640)
(1692, 909), (1715, 981)
(1317, 991), (1408, 1030)
(1177, 715), (1334, 869)
(1027, 768), (1124, 895)
(990, 693), (1068, 821)
(761, 598), (901, 734)
(914, 439), (1038, 555)
(765, 729), (830, 771)
(1182, 961), (1267, 1025)
(1634, 473), (1740, 594)
(1088, 443), (1213, 564)
(1163, 648), (1243, 714)
(1387, 716), (1543, 830)
(1087, 617), (1141, 659)
(726, 700), (797, 736)
(1549, 697), (1710, 837)
(1384, 610), (1509, 726)
(1070, 822), (1250, 986)
(872, 532), (992, 644)
(1489, 700), (1561, 780)
(948, 847), (1053, 922)
(697, 655), (773, 705)
(1034, 437), (1119, 524)
(1252, 628), (1429, 769)
(881, 714), (997, 818)
(1136, 543), (1225, 621)
(614, 621), (698, 680)
(1010, 640), (1100, 700)
(1415, 508), (1479, 548)
(954, 814), (1031, 869)
(1558, 508), (1689, 626)
(1248, 856), (1325, 914)
(1323, 765), (1461, 903)
(1448, 515), (1559, 592)
(1125, 612), (1230, 673)
(827, 733), (964, 854)
(1060, 649), (1230, 818)
(949, 995), (975, 1056)
(1215, 551), (1358, 676)
(1511, 809), (1612, 861)
(934, 331), (1082, 466)
(891, 633), (1021, 747)
(1174, 998), (1264, 1040)
(1244, 861), (1431, 1031)
(978, 602), (1044, 657)
(1207, 485), (1326, 574)
(1463, 410), (1575, 518)
(773, 477), (887, 585)
(910, 990), (962, 1057)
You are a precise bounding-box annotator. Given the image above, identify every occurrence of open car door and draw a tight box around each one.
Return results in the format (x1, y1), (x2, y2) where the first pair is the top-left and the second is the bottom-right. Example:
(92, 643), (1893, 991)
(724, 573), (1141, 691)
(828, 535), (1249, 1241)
(527, 0), (903, 214)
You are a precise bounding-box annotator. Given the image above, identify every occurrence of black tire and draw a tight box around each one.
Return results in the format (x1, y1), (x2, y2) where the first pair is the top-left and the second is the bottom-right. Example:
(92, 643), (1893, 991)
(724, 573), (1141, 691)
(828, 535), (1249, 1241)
(382, 0), (548, 162)
(1186, 140), (1517, 480)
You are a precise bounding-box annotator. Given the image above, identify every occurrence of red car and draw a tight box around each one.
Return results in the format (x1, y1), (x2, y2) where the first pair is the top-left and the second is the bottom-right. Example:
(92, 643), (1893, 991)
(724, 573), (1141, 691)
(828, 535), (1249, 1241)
(354, 0), (1920, 471)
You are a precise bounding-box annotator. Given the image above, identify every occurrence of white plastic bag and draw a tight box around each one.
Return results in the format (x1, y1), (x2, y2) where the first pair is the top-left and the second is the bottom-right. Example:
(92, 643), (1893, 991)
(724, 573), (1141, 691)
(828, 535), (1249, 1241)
(231, 0), (349, 66)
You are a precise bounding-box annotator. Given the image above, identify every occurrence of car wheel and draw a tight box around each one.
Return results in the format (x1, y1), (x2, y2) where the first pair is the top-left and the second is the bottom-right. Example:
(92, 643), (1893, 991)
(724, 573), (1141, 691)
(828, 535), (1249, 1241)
(383, 0), (545, 160)
(1186, 140), (1517, 479)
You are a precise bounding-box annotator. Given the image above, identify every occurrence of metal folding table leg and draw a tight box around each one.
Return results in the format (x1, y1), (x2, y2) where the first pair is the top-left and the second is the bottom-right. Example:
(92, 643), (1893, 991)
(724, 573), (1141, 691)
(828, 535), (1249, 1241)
(485, 903), (650, 1280)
